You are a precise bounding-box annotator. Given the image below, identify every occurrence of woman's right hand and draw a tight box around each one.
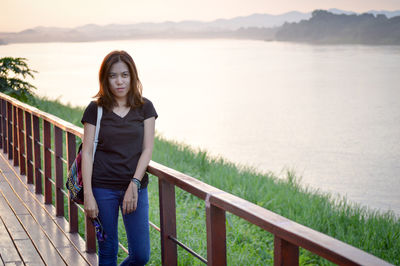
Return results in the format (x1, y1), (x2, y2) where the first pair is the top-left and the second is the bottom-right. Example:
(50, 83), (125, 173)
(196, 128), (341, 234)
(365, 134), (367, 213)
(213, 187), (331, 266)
(84, 193), (99, 218)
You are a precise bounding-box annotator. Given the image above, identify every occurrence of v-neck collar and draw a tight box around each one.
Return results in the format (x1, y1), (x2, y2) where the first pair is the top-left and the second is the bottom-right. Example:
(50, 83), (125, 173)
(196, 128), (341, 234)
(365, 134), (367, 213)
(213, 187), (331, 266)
(111, 108), (131, 119)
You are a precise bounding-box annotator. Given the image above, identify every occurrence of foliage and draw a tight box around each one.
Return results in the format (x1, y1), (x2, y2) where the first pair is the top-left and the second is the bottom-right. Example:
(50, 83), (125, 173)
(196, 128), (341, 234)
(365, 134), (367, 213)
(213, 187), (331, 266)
(276, 10), (400, 45)
(0, 57), (37, 103)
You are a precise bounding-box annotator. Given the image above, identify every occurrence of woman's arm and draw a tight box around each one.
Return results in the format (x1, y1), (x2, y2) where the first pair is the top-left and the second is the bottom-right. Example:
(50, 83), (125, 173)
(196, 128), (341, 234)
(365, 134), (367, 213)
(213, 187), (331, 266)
(122, 117), (156, 214)
(134, 116), (156, 181)
(81, 122), (98, 218)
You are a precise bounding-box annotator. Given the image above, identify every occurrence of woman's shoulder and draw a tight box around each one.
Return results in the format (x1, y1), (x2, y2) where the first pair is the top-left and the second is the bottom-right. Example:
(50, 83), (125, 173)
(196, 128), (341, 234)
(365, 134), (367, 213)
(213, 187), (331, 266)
(87, 100), (98, 108)
(81, 101), (99, 125)
(84, 101), (99, 112)
(140, 97), (155, 109)
(141, 97), (158, 119)
(142, 97), (152, 104)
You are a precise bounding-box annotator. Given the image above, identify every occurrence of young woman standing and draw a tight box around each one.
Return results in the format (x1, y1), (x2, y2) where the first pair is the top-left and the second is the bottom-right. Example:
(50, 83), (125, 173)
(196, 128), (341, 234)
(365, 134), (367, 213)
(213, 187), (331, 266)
(81, 50), (157, 265)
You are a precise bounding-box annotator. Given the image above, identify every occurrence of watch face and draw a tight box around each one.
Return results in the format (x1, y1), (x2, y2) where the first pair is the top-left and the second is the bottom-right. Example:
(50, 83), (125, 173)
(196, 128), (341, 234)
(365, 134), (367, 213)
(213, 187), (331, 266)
(92, 217), (107, 242)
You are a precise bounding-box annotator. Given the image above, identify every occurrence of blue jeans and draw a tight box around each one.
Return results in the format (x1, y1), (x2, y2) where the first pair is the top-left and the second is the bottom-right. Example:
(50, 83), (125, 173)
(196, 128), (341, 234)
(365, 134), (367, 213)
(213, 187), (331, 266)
(93, 187), (150, 266)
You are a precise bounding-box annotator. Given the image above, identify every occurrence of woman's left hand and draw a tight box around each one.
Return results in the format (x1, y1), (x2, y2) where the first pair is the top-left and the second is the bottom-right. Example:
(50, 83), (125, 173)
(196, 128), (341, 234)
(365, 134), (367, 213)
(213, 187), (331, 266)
(122, 182), (138, 215)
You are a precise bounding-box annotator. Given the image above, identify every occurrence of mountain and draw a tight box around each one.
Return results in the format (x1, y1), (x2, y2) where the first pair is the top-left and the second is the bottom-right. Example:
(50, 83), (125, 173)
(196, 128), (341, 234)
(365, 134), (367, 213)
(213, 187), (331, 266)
(0, 12), (309, 44)
(1, 9), (399, 45)
(275, 10), (400, 45)
(207, 11), (311, 30)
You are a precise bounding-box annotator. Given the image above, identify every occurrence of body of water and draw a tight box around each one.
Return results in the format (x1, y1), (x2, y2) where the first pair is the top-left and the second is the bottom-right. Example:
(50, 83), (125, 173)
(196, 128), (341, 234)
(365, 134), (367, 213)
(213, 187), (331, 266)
(1, 39), (399, 216)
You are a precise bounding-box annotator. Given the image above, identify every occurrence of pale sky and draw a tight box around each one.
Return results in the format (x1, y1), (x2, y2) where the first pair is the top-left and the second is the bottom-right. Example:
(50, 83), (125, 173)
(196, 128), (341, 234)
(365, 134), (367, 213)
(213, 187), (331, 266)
(1, 0), (400, 32)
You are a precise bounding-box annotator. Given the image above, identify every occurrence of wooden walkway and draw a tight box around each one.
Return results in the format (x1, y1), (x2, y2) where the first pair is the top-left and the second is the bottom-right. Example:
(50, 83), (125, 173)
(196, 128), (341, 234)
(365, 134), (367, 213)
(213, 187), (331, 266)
(0, 151), (97, 265)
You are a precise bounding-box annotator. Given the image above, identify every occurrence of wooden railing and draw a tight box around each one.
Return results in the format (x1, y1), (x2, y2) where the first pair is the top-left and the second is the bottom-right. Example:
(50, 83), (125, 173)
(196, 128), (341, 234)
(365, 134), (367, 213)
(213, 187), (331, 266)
(0, 92), (392, 266)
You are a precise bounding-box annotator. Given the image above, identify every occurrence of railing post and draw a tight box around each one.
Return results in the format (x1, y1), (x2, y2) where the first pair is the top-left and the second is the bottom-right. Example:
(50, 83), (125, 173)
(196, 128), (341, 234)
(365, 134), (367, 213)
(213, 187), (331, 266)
(32, 115), (42, 194)
(54, 126), (64, 217)
(43, 120), (52, 204)
(66, 132), (78, 233)
(85, 216), (96, 253)
(0, 99), (3, 149)
(12, 106), (18, 166)
(25, 112), (34, 184)
(17, 108), (26, 175)
(274, 236), (299, 266)
(0, 99), (5, 152)
(0, 99), (6, 151)
(7, 101), (12, 160)
(206, 202), (226, 266)
(159, 179), (177, 266)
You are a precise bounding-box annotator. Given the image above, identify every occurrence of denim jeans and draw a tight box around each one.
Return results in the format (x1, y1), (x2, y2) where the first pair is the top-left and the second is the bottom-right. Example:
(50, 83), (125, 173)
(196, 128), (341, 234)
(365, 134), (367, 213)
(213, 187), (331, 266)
(93, 187), (150, 266)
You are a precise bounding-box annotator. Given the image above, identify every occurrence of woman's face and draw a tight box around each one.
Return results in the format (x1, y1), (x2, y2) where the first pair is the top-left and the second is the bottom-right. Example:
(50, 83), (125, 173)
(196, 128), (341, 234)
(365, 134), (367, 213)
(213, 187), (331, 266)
(108, 61), (131, 101)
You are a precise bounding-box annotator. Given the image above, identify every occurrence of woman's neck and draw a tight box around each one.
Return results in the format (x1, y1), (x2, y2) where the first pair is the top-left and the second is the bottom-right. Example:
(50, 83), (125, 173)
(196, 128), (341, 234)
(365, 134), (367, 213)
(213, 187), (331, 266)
(115, 98), (127, 107)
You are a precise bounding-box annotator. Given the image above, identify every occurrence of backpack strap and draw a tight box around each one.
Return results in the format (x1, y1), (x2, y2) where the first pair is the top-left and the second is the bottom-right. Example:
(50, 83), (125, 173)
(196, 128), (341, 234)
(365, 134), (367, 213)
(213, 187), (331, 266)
(93, 106), (103, 160)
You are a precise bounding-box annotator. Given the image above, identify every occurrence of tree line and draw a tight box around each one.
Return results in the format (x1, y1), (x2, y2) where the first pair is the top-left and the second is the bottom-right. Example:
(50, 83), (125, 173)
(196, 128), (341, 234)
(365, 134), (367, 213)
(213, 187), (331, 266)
(275, 10), (400, 45)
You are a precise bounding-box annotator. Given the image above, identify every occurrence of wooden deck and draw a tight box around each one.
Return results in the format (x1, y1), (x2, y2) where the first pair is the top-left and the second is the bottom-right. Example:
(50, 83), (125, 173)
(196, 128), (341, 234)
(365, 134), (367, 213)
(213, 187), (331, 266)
(0, 151), (97, 265)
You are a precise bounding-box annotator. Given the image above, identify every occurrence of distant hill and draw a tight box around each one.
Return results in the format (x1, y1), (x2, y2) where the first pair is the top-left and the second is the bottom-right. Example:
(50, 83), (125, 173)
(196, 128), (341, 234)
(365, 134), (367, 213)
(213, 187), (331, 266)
(207, 11), (310, 30)
(0, 9), (399, 45)
(275, 10), (400, 45)
(0, 11), (308, 44)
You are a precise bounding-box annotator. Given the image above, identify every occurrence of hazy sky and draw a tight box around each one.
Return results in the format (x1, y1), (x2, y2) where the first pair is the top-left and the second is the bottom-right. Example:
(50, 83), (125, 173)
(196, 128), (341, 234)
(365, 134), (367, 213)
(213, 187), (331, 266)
(2, 0), (400, 32)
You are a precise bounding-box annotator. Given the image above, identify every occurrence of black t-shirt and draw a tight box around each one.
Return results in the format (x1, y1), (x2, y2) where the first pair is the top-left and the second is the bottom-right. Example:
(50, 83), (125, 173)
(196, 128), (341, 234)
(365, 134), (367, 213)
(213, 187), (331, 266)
(81, 98), (158, 190)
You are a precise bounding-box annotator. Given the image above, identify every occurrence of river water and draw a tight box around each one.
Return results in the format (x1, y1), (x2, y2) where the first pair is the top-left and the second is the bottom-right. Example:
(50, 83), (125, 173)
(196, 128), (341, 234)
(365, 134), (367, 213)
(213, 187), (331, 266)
(1, 39), (399, 216)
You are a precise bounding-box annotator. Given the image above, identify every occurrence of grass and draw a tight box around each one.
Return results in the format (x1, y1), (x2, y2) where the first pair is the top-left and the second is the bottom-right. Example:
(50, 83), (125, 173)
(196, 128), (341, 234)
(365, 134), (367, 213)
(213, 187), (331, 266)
(27, 95), (400, 265)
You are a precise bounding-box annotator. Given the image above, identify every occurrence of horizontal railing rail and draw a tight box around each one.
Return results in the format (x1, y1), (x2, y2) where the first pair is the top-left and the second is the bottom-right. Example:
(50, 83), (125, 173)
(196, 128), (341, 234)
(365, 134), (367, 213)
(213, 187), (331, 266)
(0, 92), (392, 266)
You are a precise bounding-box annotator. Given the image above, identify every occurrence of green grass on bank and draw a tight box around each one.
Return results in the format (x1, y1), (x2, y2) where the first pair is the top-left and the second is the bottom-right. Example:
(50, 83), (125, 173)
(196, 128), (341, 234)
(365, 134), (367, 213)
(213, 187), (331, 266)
(28, 96), (400, 265)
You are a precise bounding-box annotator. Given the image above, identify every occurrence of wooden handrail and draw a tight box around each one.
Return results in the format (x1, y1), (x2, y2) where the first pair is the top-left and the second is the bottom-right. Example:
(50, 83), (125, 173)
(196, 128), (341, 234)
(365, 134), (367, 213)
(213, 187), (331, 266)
(0, 92), (392, 266)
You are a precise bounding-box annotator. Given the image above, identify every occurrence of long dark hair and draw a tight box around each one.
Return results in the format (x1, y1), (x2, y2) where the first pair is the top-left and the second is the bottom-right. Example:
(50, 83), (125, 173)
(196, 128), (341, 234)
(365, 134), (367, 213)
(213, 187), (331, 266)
(95, 50), (144, 110)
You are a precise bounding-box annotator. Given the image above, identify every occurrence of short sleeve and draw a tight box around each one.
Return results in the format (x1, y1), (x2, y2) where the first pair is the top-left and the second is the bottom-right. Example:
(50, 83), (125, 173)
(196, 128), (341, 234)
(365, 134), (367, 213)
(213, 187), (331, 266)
(143, 98), (158, 120)
(81, 101), (98, 125)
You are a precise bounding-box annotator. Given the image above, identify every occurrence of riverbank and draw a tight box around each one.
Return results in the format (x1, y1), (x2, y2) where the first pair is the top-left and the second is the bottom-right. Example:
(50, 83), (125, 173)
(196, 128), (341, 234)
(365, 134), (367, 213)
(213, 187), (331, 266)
(32, 95), (399, 265)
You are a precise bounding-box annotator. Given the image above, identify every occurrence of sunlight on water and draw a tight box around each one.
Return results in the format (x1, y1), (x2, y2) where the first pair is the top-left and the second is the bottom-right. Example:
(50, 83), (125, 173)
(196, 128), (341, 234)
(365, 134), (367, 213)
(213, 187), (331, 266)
(1, 39), (399, 216)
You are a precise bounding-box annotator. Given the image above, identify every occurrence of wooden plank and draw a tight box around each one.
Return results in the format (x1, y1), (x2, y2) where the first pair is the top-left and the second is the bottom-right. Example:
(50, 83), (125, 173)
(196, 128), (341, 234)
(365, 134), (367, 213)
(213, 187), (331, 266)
(274, 236), (299, 266)
(43, 120), (52, 205)
(0, 207), (23, 264)
(159, 179), (177, 266)
(17, 108), (25, 176)
(0, 99), (3, 150)
(0, 184), (30, 216)
(0, 192), (29, 241)
(7, 101), (12, 160)
(54, 126), (64, 217)
(24, 111), (33, 184)
(66, 132), (78, 233)
(1, 99), (7, 154)
(206, 202), (226, 266)
(85, 215), (96, 253)
(12, 106), (18, 167)
(13, 239), (44, 265)
(32, 115), (42, 194)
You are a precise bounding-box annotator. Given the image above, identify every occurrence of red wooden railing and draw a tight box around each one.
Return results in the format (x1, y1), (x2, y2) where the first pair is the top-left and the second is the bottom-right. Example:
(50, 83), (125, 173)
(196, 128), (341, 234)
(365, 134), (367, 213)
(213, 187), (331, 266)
(0, 92), (392, 266)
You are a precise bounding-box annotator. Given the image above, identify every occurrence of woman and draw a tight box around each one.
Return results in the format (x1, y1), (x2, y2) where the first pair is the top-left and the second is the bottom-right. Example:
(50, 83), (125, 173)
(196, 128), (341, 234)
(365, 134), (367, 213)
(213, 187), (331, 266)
(81, 50), (157, 266)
